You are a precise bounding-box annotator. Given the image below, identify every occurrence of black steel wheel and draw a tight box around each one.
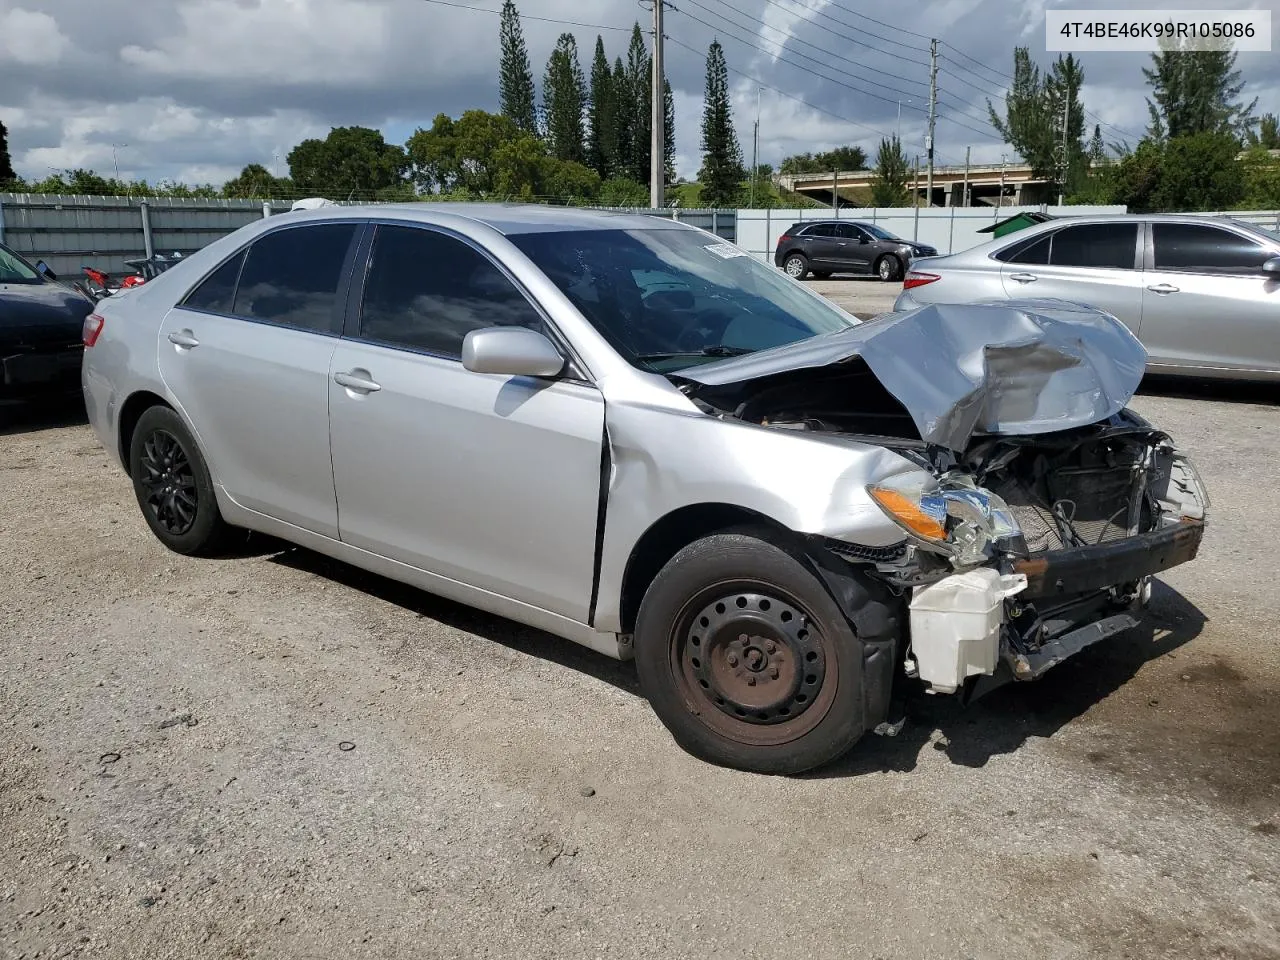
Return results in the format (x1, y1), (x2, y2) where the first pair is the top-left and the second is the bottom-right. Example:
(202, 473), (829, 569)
(876, 255), (902, 282)
(128, 405), (231, 555)
(635, 528), (896, 774)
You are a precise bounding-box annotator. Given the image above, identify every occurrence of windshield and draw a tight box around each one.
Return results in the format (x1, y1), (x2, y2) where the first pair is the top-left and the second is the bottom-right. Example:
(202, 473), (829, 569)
(0, 244), (41, 284)
(510, 227), (857, 371)
(862, 223), (902, 241)
(1225, 216), (1280, 243)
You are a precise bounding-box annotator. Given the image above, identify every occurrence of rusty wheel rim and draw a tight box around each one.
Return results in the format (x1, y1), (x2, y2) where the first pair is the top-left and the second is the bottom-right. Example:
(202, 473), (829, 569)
(669, 580), (838, 747)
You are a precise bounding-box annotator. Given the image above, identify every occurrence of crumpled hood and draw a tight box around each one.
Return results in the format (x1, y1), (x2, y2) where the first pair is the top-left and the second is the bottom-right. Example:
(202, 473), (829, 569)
(676, 298), (1148, 452)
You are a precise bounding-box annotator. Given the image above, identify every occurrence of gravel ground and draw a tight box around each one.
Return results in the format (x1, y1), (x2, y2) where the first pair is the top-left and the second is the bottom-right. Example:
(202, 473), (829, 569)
(2, 288), (1278, 958)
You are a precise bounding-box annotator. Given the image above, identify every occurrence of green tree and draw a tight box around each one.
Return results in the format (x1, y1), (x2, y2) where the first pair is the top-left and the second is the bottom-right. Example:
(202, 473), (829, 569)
(1240, 146), (1280, 207)
(698, 40), (745, 207)
(540, 158), (601, 201)
(587, 37), (616, 177)
(287, 126), (407, 199)
(611, 57), (634, 181)
(598, 176), (649, 206)
(543, 33), (587, 164)
(222, 163), (293, 198)
(498, 0), (537, 135)
(988, 48), (1086, 186)
(405, 113), (461, 193)
(780, 146), (868, 175)
(1087, 124), (1105, 163)
(1151, 132), (1244, 210)
(664, 78), (676, 186)
(1246, 112), (1280, 149)
(623, 24), (652, 183)
(0, 121), (15, 184)
(1144, 40), (1257, 140)
(869, 136), (910, 206)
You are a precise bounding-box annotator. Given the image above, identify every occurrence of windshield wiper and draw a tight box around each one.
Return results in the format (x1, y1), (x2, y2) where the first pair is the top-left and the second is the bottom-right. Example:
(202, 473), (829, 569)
(634, 345), (756, 362)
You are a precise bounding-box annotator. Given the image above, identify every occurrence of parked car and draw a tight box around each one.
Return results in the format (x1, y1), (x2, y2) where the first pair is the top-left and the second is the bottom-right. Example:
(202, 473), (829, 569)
(82, 205), (1208, 774)
(0, 241), (95, 403)
(774, 220), (938, 282)
(895, 213), (1280, 380)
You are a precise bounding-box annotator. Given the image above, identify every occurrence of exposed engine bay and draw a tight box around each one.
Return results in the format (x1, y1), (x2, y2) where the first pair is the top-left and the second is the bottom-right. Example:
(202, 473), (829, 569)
(675, 311), (1208, 699)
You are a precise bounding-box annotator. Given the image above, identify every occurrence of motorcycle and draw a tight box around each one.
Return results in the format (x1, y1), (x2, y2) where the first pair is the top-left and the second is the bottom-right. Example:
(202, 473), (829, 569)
(74, 252), (184, 302)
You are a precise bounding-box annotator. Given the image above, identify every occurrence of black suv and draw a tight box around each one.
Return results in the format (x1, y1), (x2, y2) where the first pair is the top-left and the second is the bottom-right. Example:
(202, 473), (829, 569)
(774, 220), (938, 282)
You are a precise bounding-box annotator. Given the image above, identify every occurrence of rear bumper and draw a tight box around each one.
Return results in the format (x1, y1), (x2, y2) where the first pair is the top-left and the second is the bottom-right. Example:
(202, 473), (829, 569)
(1007, 520), (1205, 600)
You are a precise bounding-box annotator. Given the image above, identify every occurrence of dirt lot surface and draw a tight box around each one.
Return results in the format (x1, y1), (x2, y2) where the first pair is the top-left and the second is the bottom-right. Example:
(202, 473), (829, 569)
(805, 276), (905, 319)
(2, 295), (1278, 958)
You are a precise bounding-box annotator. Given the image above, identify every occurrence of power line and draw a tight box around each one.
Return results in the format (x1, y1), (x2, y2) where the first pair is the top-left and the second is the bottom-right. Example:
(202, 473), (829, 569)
(416, 0), (632, 32)
(755, 0), (932, 66)
(821, 1), (934, 43)
(672, 6), (998, 148)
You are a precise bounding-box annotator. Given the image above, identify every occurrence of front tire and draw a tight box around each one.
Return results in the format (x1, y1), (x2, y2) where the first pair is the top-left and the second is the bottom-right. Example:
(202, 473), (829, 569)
(128, 405), (231, 556)
(635, 529), (886, 774)
(782, 254), (810, 280)
(876, 255), (903, 282)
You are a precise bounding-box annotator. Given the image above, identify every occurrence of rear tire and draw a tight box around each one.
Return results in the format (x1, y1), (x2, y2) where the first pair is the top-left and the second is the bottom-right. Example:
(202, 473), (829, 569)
(128, 405), (232, 556)
(634, 528), (892, 774)
(876, 255), (903, 282)
(782, 254), (810, 280)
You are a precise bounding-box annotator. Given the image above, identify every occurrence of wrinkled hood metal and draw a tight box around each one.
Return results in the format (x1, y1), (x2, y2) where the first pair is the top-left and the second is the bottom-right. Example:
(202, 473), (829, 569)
(676, 299), (1148, 452)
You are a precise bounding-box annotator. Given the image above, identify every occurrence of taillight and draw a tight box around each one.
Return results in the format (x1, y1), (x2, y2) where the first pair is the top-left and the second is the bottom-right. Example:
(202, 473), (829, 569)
(903, 271), (941, 290)
(82, 313), (105, 347)
(778, 234), (790, 245)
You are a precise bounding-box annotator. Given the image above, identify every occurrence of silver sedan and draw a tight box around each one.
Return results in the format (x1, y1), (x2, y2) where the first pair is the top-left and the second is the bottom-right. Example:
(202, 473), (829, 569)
(895, 213), (1280, 380)
(82, 204), (1208, 774)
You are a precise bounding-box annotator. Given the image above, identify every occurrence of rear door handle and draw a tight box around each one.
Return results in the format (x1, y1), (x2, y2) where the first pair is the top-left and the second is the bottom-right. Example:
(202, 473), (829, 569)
(167, 330), (199, 348)
(1008, 273), (1038, 283)
(334, 370), (381, 394)
(1147, 283), (1180, 294)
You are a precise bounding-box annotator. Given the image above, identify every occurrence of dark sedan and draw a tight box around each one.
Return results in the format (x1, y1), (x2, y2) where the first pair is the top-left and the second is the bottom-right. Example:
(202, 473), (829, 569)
(0, 243), (94, 402)
(774, 220), (938, 282)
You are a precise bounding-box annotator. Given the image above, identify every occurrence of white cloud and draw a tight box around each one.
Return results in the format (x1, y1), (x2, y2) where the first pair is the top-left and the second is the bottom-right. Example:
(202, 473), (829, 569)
(0, 8), (69, 65)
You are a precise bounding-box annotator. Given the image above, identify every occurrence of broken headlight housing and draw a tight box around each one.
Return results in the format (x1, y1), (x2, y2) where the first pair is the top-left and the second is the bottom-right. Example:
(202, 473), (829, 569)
(867, 471), (1022, 567)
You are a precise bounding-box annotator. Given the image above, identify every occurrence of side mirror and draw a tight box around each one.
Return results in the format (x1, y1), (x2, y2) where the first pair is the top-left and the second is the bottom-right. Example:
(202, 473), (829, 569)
(1263, 256), (1280, 277)
(461, 326), (565, 378)
(35, 260), (57, 280)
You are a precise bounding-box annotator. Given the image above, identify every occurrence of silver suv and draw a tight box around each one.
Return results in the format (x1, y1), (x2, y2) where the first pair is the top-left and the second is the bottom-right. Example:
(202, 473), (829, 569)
(895, 213), (1280, 380)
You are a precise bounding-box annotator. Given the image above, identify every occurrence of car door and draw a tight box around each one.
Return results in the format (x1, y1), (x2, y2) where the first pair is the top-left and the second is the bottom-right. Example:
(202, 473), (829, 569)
(799, 224), (841, 269)
(327, 222), (606, 622)
(841, 224), (875, 273)
(158, 220), (362, 538)
(1140, 221), (1280, 373)
(997, 222), (1145, 335)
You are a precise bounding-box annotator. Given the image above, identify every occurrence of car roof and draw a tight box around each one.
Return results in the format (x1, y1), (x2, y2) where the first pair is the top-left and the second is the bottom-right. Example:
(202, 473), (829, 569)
(278, 202), (688, 236)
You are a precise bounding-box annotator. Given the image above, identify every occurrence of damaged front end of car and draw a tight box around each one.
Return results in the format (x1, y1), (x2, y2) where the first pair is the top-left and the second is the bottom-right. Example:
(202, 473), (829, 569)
(673, 299), (1209, 701)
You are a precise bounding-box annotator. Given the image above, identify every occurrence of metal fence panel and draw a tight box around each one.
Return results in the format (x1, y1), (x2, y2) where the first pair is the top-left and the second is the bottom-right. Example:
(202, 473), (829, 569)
(0, 195), (737, 278)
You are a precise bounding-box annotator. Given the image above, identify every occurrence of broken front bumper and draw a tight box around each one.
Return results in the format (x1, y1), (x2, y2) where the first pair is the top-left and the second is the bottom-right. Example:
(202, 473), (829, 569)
(905, 518), (1205, 695)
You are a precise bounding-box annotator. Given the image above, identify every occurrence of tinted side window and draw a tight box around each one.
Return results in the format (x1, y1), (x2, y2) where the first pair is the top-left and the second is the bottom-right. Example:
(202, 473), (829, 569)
(1005, 235), (1049, 265)
(1152, 223), (1272, 273)
(833, 224), (858, 240)
(232, 223), (357, 333)
(804, 224), (836, 237)
(1049, 223), (1137, 269)
(182, 250), (246, 313)
(359, 225), (545, 358)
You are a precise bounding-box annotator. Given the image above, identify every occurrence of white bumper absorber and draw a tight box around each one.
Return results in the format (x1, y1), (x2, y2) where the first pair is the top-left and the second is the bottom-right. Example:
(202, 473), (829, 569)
(908, 568), (1028, 694)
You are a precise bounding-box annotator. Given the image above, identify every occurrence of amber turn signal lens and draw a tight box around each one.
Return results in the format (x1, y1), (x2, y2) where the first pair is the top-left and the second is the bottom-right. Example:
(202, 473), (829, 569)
(868, 486), (947, 542)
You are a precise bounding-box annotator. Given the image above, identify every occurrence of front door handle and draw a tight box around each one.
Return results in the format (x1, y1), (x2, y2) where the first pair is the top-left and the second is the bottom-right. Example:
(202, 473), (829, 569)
(167, 330), (199, 348)
(1147, 283), (1180, 294)
(334, 370), (381, 394)
(1009, 273), (1038, 283)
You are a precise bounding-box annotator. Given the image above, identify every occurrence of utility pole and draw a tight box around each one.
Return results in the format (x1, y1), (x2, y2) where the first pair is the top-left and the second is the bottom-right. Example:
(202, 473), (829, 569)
(650, 0), (665, 208)
(912, 154), (920, 241)
(996, 153), (1006, 221)
(112, 143), (128, 183)
(1057, 97), (1070, 206)
(750, 86), (760, 208)
(926, 38), (937, 210)
(832, 169), (838, 214)
(962, 146), (971, 208)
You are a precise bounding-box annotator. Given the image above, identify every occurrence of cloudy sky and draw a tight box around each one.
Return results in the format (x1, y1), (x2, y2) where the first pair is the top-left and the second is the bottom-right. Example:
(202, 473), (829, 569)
(1, 0), (1277, 187)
